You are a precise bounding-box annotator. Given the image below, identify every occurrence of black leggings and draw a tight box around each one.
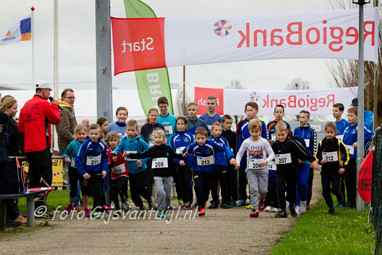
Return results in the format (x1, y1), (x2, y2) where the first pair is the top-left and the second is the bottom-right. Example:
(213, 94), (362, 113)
(68, 167), (81, 198)
(111, 176), (128, 209)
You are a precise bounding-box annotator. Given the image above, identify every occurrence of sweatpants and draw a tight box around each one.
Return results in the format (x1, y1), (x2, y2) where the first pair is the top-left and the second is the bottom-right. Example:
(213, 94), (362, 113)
(154, 176), (173, 211)
(130, 171), (151, 209)
(344, 158), (357, 207)
(321, 171), (342, 208)
(246, 169), (268, 208)
(111, 176), (128, 210)
(295, 162), (310, 205)
(80, 171), (104, 212)
(211, 165), (230, 205)
(276, 169), (298, 209)
(193, 171), (214, 208)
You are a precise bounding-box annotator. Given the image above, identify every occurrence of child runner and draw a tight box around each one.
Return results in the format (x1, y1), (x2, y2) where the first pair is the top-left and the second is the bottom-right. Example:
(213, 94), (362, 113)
(183, 127), (236, 216)
(170, 117), (194, 209)
(315, 122), (349, 214)
(199, 95), (222, 131)
(236, 119), (275, 217)
(63, 124), (87, 214)
(109, 107), (128, 137)
(125, 129), (184, 218)
(111, 120), (153, 211)
(75, 123), (108, 218)
(157, 96), (177, 145)
(272, 122), (319, 218)
(106, 132), (129, 215)
(97, 117), (109, 137)
(186, 102), (210, 137)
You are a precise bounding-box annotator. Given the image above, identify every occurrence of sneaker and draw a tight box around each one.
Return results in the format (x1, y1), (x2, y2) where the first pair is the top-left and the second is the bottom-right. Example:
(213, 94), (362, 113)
(161, 210), (167, 218)
(258, 198), (266, 212)
(289, 207), (297, 217)
(198, 207), (205, 216)
(209, 202), (218, 209)
(91, 211), (100, 219)
(122, 203), (129, 212)
(178, 199), (184, 206)
(275, 210), (288, 218)
(295, 206), (302, 216)
(13, 214), (27, 224)
(166, 206), (173, 210)
(103, 205), (112, 210)
(6, 218), (22, 228)
(193, 202), (198, 208)
(84, 208), (91, 217)
(64, 204), (74, 215)
(221, 203), (231, 209)
(250, 209), (259, 218)
(246, 204), (253, 209)
(272, 207), (279, 213)
(328, 208), (335, 214)
(183, 202), (192, 210)
(229, 201), (237, 207)
(300, 201), (307, 214)
(264, 206), (272, 212)
(334, 204), (343, 208)
(237, 200), (246, 207)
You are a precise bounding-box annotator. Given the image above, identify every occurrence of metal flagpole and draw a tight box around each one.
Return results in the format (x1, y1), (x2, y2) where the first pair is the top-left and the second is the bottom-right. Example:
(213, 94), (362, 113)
(31, 6), (35, 85)
(52, 0), (59, 151)
(183, 66), (186, 115)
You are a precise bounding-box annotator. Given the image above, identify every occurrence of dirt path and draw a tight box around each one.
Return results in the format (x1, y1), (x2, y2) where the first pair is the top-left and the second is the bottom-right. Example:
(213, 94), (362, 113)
(0, 170), (322, 255)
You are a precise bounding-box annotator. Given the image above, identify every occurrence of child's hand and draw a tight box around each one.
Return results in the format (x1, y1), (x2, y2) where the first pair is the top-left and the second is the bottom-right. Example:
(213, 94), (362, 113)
(229, 158), (237, 166)
(321, 159), (327, 164)
(339, 168), (345, 175)
(353, 142), (357, 148)
(235, 163), (240, 170)
(112, 156), (117, 162)
(123, 152), (130, 157)
(298, 159), (304, 164)
(83, 173), (91, 179)
(182, 152), (189, 158)
(259, 160), (267, 167)
(111, 151), (117, 156)
(102, 171), (107, 179)
(136, 160), (143, 167)
(64, 157), (71, 163)
(311, 161), (319, 169)
(179, 160), (186, 166)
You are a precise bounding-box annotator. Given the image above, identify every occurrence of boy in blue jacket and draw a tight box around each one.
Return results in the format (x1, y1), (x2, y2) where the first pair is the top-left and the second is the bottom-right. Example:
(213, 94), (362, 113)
(209, 122), (235, 209)
(111, 119), (154, 211)
(75, 123), (108, 218)
(343, 106), (373, 208)
(183, 127), (236, 216)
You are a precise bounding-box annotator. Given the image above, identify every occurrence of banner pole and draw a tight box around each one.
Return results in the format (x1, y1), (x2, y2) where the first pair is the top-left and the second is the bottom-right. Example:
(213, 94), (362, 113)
(31, 6), (35, 85)
(183, 66), (186, 115)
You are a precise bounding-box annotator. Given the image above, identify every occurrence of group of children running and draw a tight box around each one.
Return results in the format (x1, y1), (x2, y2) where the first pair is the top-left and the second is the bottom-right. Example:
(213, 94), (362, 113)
(61, 95), (374, 219)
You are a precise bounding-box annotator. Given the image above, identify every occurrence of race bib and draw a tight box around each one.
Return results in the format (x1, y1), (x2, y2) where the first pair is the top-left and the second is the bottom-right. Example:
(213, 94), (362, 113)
(164, 125), (173, 135)
(124, 150), (138, 161)
(247, 158), (263, 170)
(268, 161), (277, 171)
(70, 158), (76, 168)
(111, 164), (126, 175)
(322, 151), (338, 162)
(176, 146), (186, 154)
(207, 125), (212, 131)
(275, 153), (292, 165)
(86, 155), (101, 166)
(304, 139), (310, 148)
(152, 158), (168, 169)
(197, 155), (214, 166)
(346, 145), (355, 155)
(271, 134), (276, 141)
(336, 134), (344, 141)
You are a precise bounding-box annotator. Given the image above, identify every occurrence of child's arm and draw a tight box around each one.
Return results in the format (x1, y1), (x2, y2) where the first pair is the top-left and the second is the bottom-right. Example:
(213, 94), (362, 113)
(292, 139), (318, 168)
(263, 140), (275, 164)
(75, 140), (89, 177)
(339, 140), (350, 167)
(101, 147), (108, 178)
(235, 141), (247, 169)
(311, 128), (317, 155)
(125, 147), (154, 159)
(63, 142), (73, 163)
(112, 139), (124, 155)
(315, 141), (324, 164)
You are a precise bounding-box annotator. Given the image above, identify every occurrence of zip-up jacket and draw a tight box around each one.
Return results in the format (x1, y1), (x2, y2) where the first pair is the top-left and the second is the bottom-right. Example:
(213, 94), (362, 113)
(185, 139), (225, 173)
(18, 94), (61, 152)
(140, 122), (164, 145)
(75, 138), (108, 176)
(209, 136), (235, 167)
(185, 117), (210, 136)
(64, 139), (83, 168)
(236, 118), (268, 153)
(315, 137), (350, 172)
(128, 144), (183, 177)
(294, 124), (317, 155)
(170, 131), (194, 164)
(267, 119), (290, 141)
(271, 138), (316, 173)
(113, 135), (149, 174)
(56, 100), (77, 150)
(343, 122), (374, 159)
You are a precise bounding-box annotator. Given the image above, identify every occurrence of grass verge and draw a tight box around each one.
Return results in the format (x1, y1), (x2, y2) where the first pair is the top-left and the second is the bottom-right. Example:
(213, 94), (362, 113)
(270, 199), (375, 255)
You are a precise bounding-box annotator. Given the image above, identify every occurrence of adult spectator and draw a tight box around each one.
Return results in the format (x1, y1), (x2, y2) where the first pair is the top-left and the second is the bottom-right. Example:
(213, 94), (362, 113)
(56, 88), (77, 156)
(199, 95), (222, 130)
(351, 98), (374, 131)
(18, 81), (61, 214)
(82, 118), (90, 131)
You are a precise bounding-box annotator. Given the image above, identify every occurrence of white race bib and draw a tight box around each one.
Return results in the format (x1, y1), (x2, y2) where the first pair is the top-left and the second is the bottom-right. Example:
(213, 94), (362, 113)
(346, 145), (355, 155)
(207, 125), (212, 130)
(86, 155), (101, 166)
(304, 139), (310, 148)
(111, 164), (126, 175)
(322, 151), (338, 162)
(336, 135), (344, 141)
(247, 158), (263, 170)
(197, 155), (214, 166)
(275, 153), (292, 165)
(176, 146), (186, 154)
(268, 161), (277, 171)
(70, 158), (76, 168)
(152, 158), (168, 169)
(124, 150), (138, 161)
(271, 134), (276, 141)
(164, 125), (173, 135)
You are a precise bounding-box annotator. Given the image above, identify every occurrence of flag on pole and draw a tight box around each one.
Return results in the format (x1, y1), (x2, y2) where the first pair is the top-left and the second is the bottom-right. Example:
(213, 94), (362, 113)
(0, 14), (31, 46)
(123, 0), (174, 115)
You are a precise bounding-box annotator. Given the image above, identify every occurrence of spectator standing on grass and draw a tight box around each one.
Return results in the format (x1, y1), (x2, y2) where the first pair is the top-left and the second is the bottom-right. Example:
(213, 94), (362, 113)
(57, 88), (77, 155)
(18, 81), (61, 217)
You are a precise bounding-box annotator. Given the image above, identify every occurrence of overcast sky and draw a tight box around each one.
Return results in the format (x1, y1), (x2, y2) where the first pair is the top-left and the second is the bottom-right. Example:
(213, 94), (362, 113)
(0, 0), (366, 93)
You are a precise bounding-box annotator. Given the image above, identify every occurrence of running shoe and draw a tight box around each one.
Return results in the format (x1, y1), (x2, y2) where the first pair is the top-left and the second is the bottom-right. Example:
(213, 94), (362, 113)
(264, 206), (272, 212)
(84, 208), (91, 217)
(198, 207), (205, 216)
(64, 204), (74, 215)
(250, 209), (259, 218)
(274, 211), (288, 218)
(246, 204), (253, 209)
(289, 207), (297, 217)
(237, 200), (246, 207)
(258, 198), (266, 212)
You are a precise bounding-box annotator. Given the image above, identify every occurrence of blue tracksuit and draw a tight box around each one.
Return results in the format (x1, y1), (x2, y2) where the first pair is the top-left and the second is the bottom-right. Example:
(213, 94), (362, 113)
(237, 118), (268, 151)
(170, 131), (194, 165)
(335, 119), (349, 135)
(209, 136), (234, 167)
(294, 124), (317, 155)
(186, 117), (210, 136)
(75, 139), (108, 176)
(343, 122), (374, 159)
(113, 135), (149, 174)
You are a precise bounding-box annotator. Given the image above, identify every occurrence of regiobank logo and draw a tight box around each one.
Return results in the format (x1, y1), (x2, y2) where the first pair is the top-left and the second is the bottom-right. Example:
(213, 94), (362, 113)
(214, 20), (232, 36)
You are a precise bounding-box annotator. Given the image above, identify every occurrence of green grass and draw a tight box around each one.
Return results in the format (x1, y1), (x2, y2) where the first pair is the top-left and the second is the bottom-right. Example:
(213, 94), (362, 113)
(270, 199), (375, 255)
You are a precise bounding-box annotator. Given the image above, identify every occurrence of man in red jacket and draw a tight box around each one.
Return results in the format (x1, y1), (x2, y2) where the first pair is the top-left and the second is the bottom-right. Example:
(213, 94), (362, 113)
(18, 81), (61, 214)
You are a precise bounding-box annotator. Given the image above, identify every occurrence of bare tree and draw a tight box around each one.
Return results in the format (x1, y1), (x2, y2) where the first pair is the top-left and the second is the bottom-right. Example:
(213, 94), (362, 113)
(285, 78), (312, 91)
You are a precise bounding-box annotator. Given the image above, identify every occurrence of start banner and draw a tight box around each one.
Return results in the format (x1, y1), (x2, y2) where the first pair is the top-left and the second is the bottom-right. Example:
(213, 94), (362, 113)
(112, 8), (378, 74)
(195, 87), (358, 116)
